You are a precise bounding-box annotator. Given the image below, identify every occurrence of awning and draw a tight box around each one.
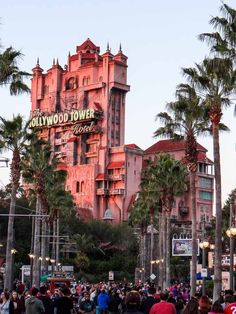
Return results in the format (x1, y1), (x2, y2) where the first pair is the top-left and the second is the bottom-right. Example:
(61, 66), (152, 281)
(107, 161), (124, 169)
(96, 173), (108, 181)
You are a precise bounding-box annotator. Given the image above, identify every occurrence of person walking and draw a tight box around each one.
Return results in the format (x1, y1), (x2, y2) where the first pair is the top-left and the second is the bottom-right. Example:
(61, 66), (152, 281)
(0, 291), (14, 314)
(37, 286), (53, 314)
(54, 286), (73, 314)
(123, 291), (142, 314)
(140, 287), (159, 314)
(25, 287), (45, 314)
(10, 291), (23, 314)
(97, 288), (109, 314)
(150, 292), (176, 314)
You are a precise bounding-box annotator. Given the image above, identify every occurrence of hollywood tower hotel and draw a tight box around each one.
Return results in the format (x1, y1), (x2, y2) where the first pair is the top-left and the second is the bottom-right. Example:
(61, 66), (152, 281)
(30, 39), (143, 223)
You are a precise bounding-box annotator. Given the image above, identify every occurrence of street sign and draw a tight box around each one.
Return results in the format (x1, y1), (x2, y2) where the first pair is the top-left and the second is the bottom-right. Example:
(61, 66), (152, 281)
(109, 271), (114, 281)
(0, 267), (5, 273)
(150, 273), (156, 281)
(201, 268), (208, 278)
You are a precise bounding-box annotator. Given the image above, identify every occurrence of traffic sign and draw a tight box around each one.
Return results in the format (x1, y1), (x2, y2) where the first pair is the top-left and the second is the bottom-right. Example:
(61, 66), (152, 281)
(201, 268), (208, 278)
(109, 271), (114, 281)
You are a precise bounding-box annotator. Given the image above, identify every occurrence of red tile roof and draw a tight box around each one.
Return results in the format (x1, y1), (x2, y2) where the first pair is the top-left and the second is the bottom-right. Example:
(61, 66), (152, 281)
(125, 143), (142, 150)
(145, 139), (207, 154)
(197, 152), (213, 164)
(96, 173), (108, 181)
(107, 161), (124, 169)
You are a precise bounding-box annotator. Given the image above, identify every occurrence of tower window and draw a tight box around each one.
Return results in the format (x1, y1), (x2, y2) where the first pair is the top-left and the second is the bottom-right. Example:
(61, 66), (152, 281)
(76, 182), (80, 193)
(81, 181), (85, 193)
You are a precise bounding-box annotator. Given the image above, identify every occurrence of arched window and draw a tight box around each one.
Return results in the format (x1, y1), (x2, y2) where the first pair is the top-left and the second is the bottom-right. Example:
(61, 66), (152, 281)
(81, 181), (85, 193)
(67, 77), (76, 90)
(76, 181), (80, 193)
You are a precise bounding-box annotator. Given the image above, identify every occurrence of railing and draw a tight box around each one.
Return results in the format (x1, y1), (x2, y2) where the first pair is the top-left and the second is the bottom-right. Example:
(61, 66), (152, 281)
(109, 188), (125, 195)
(96, 188), (109, 196)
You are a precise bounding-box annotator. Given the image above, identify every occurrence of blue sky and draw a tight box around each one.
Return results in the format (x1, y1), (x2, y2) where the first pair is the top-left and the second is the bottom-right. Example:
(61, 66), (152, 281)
(1, 0), (236, 204)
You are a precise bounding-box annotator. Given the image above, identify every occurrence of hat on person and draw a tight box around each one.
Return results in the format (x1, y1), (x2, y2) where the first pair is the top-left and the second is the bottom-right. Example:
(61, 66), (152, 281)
(125, 290), (141, 308)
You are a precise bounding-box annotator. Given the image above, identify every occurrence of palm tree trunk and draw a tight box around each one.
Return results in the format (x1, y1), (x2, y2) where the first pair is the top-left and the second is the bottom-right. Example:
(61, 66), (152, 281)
(55, 213), (60, 271)
(51, 218), (57, 275)
(213, 123), (222, 302)
(159, 211), (164, 289)
(41, 217), (47, 276)
(166, 211), (171, 289)
(150, 209), (154, 277)
(189, 170), (197, 296)
(143, 232), (147, 282)
(162, 211), (167, 290)
(32, 194), (41, 287)
(4, 183), (17, 290)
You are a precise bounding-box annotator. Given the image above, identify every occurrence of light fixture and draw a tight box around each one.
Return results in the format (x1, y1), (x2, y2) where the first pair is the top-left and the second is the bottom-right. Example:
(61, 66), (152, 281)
(11, 248), (17, 254)
(210, 244), (215, 250)
(28, 253), (35, 259)
(39, 256), (43, 261)
(45, 257), (50, 261)
(50, 259), (55, 263)
(226, 226), (236, 237)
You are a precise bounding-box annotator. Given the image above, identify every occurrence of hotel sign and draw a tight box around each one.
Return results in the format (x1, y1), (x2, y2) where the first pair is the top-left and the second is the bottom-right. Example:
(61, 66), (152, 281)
(29, 109), (102, 135)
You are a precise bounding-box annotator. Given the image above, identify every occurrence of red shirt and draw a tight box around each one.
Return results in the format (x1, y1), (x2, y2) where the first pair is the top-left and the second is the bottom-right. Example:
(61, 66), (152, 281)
(224, 302), (236, 314)
(150, 301), (176, 314)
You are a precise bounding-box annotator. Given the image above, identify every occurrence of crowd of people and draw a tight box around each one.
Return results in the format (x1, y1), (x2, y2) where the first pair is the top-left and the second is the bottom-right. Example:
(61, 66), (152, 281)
(1, 281), (236, 314)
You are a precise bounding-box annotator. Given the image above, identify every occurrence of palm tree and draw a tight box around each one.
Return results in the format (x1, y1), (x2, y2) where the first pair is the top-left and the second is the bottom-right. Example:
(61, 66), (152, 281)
(0, 115), (30, 290)
(198, 4), (236, 59)
(154, 84), (209, 295)
(0, 47), (31, 95)
(182, 56), (236, 300)
(129, 196), (150, 283)
(46, 169), (73, 271)
(149, 154), (188, 289)
(22, 142), (52, 287)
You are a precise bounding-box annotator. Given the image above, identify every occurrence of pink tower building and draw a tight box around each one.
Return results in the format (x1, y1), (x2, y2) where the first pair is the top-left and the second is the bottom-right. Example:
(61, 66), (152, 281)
(30, 39), (143, 223)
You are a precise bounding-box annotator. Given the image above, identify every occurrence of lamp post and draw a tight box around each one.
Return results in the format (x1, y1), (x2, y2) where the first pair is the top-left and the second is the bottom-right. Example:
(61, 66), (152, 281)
(28, 253), (35, 287)
(226, 225), (236, 290)
(199, 241), (215, 295)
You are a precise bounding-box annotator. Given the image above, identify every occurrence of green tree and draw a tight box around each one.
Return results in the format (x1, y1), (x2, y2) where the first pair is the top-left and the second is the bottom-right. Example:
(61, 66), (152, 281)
(182, 56), (236, 300)
(198, 4), (236, 59)
(0, 47), (31, 95)
(154, 84), (209, 295)
(0, 115), (30, 290)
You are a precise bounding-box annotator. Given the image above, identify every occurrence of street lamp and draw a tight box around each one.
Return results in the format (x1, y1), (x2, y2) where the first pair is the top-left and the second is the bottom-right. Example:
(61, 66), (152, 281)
(28, 253), (35, 287)
(226, 226), (236, 290)
(199, 240), (215, 295)
(226, 197), (236, 291)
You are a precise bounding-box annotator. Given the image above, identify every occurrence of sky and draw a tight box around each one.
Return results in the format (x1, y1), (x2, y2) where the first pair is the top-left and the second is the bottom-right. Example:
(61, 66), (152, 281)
(0, 0), (236, 204)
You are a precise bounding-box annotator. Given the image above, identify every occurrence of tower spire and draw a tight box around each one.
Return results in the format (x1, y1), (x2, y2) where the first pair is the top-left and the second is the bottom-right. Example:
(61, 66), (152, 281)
(119, 43), (122, 52)
(36, 57), (39, 66)
(106, 42), (110, 52)
(53, 58), (55, 66)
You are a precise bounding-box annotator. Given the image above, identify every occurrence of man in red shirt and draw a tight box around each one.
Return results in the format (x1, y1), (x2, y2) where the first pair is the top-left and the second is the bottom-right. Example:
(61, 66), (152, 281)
(150, 292), (176, 314)
(224, 295), (236, 314)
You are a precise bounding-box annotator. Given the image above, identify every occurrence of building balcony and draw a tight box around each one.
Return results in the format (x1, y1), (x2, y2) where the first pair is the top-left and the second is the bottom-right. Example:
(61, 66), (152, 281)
(85, 151), (97, 158)
(108, 174), (125, 181)
(96, 188), (109, 196)
(109, 188), (125, 195)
